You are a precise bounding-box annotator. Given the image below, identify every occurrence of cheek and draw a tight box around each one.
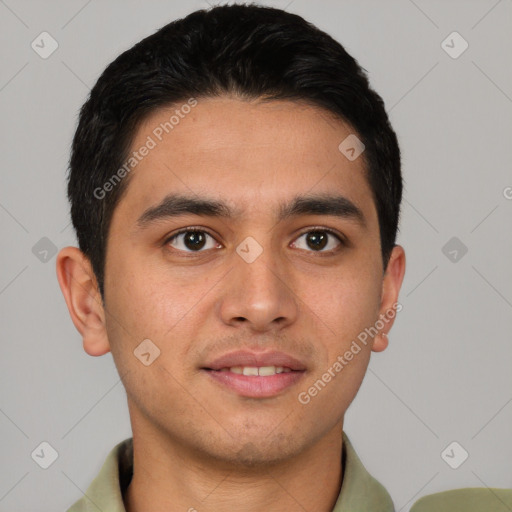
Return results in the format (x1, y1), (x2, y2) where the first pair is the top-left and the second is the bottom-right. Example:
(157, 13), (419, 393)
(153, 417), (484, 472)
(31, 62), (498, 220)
(105, 247), (184, 329)
(300, 265), (382, 343)
(104, 250), (215, 373)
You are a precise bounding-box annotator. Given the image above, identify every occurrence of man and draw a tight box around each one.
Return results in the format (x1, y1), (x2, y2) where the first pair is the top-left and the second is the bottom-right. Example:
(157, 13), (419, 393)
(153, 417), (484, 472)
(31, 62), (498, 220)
(56, 3), (411, 510)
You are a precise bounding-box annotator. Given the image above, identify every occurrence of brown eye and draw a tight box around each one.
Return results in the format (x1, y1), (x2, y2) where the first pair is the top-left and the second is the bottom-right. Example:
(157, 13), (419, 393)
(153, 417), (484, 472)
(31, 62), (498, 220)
(292, 229), (343, 252)
(167, 230), (219, 252)
(306, 231), (328, 250)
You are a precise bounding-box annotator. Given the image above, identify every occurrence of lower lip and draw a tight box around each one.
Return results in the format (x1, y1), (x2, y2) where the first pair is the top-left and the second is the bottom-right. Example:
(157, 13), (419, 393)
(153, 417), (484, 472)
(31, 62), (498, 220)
(203, 369), (305, 398)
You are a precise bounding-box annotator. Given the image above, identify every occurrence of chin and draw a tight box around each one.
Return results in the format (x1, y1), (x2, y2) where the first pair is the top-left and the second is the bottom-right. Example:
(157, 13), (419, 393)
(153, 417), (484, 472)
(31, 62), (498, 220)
(202, 429), (305, 469)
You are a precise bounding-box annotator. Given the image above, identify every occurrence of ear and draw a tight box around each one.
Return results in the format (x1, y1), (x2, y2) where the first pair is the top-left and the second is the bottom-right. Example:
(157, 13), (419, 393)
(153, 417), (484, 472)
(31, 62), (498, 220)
(372, 244), (406, 352)
(56, 246), (111, 356)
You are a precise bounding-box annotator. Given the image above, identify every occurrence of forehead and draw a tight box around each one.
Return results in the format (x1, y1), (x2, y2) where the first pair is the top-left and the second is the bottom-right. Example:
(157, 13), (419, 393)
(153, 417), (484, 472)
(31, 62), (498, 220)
(114, 96), (377, 227)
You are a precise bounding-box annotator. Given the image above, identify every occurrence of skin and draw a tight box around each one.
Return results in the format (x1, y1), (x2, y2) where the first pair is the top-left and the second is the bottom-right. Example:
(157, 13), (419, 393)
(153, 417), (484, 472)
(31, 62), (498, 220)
(56, 96), (406, 512)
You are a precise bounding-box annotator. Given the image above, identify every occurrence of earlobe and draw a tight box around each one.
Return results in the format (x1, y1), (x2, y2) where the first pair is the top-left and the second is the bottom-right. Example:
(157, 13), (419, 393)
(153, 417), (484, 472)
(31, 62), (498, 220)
(372, 332), (389, 353)
(55, 247), (111, 356)
(372, 244), (406, 353)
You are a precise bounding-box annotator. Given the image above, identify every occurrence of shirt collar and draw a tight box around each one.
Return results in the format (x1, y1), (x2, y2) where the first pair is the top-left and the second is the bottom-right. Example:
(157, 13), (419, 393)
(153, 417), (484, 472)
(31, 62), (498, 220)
(67, 432), (394, 511)
(332, 434), (394, 511)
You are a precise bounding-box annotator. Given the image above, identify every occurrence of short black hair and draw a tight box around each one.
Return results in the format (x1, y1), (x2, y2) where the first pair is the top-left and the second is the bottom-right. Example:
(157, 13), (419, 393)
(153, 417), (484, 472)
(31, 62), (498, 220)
(67, 2), (402, 300)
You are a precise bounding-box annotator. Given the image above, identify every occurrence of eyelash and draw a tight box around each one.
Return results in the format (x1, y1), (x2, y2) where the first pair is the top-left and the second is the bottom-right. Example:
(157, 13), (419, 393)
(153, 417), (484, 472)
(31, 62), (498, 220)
(163, 226), (346, 255)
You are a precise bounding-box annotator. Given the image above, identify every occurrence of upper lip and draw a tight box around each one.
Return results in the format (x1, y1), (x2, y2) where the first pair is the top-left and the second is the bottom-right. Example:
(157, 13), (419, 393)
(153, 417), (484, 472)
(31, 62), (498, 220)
(203, 350), (307, 371)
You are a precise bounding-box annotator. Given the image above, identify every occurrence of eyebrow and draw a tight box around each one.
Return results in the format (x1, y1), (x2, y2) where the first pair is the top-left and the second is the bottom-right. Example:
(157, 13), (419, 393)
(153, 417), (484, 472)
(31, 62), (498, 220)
(136, 192), (366, 229)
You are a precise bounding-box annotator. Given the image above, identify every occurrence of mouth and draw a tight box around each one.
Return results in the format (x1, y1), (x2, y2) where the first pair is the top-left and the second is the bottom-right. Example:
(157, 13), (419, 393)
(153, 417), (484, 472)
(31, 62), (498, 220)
(201, 351), (307, 398)
(204, 365), (297, 376)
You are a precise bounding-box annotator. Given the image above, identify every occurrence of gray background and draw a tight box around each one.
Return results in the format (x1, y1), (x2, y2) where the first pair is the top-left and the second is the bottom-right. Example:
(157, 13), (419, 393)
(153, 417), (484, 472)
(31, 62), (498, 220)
(1, 0), (511, 510)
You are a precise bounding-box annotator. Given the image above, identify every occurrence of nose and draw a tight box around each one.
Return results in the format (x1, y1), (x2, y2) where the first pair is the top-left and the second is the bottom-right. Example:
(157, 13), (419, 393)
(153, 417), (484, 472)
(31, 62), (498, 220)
(218, 243), (299, 333)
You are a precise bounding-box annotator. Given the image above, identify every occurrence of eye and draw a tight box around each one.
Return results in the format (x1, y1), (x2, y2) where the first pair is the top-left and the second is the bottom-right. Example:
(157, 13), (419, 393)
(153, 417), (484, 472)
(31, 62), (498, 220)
(165, 229), (220, 252)
(291, 229), (344, 253)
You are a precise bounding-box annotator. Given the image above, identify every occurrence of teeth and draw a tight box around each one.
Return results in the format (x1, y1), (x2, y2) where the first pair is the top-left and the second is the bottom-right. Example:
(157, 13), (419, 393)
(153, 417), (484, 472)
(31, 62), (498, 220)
(220, 366), (293, 376)
(258, 366), (277, 376)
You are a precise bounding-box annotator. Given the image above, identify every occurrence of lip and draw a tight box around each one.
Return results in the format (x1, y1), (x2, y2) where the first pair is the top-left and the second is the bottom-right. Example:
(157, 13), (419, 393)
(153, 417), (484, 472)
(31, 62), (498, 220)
(201, 350), (307, 398)
(203, 350), (307, 371)
(203, 369), (305, 398)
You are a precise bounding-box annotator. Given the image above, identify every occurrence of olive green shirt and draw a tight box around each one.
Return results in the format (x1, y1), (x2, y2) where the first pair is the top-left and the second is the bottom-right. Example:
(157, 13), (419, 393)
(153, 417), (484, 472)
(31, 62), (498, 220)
(66, 432), (395, 511)
(410, 487), (512, 512)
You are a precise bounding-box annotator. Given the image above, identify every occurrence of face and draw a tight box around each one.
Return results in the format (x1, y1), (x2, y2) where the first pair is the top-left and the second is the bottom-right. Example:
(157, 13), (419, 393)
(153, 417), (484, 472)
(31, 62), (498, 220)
(76, 97), (404, 467)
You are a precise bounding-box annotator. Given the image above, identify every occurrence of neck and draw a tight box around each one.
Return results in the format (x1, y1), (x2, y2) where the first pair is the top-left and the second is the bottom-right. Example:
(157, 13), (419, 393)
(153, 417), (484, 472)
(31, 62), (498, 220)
(124, 424), (344, 512)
